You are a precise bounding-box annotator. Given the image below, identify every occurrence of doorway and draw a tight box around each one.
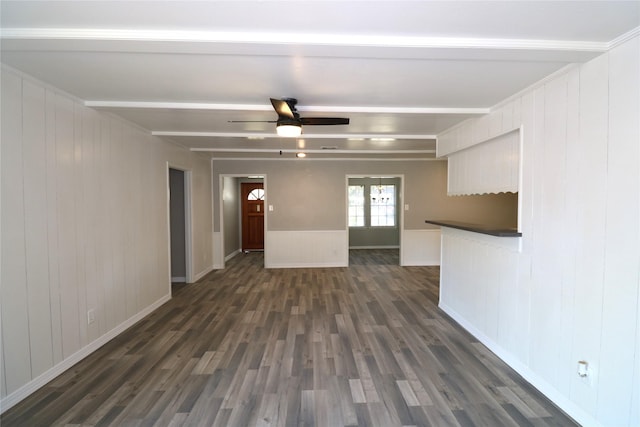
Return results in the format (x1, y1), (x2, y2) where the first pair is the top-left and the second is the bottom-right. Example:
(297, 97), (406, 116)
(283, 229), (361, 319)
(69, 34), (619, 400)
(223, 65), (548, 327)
(241, 182), (265, 251)
(346, 175), (403, 266)
(219, 175), (267, 269)
(168, 167), (192, 283)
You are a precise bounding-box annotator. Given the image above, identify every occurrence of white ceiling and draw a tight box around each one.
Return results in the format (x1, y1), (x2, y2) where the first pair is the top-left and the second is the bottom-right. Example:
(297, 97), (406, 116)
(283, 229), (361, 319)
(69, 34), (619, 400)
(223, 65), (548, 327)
(2, 1), (638, 159)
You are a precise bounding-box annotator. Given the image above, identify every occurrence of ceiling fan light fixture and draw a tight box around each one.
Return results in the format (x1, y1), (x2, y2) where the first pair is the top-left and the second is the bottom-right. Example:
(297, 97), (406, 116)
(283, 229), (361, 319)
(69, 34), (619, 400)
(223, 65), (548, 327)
(276, 123), (302, 137)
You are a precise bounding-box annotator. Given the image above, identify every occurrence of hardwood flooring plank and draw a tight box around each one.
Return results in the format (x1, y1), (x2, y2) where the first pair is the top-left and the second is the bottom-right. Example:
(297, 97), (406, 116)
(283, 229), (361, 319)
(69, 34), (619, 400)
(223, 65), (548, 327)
(452, 408), (477, 427)
(1, 250), (579, 427)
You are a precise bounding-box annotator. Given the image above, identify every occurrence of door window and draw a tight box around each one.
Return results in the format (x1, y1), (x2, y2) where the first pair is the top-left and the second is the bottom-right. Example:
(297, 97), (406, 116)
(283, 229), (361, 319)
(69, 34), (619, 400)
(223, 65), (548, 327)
(247, 188), (265, 200)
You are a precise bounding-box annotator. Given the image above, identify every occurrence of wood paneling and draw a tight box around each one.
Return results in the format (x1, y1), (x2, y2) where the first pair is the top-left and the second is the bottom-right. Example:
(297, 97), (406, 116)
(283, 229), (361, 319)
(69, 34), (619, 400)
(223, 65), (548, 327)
(437, 35), (640, 427)
(1, 251), (578, 427)
(0, 68), (214, 412)
(22, 79), (55, 378)
(1, 66), (32, 394)
(446, 129), (520, 196)
(597, 35), (640, 426)
(265, 230), (348, 268)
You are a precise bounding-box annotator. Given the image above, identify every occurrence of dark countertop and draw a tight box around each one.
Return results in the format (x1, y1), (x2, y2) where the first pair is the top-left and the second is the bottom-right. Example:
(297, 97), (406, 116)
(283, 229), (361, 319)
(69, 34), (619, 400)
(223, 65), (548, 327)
(425, 220), (522, 237)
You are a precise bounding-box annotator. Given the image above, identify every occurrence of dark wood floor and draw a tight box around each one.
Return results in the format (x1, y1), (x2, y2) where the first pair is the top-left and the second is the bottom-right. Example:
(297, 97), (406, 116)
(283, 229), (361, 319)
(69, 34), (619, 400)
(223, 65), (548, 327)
(2, 250), (578, 426)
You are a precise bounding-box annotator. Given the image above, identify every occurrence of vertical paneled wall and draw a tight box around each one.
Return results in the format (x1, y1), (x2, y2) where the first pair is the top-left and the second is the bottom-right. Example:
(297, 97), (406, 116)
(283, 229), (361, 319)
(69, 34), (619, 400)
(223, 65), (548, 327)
(0, 67), (213, 409)
(446, 129), (520, 196)
(438, 36), (639, 427)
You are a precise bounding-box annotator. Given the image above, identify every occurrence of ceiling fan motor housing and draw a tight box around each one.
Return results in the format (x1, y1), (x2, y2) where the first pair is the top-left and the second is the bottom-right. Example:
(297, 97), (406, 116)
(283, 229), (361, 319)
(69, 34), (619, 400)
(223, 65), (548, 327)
(277, 117), (302, 126)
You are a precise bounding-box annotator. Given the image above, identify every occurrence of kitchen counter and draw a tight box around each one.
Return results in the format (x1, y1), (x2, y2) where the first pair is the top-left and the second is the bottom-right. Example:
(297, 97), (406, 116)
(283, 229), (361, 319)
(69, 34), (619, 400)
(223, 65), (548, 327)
(425, 220), (521, 237)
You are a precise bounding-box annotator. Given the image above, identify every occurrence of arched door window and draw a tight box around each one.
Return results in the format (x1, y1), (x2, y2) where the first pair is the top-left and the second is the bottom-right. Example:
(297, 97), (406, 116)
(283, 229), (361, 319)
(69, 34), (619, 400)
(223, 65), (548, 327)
(247, 188), (265, 200)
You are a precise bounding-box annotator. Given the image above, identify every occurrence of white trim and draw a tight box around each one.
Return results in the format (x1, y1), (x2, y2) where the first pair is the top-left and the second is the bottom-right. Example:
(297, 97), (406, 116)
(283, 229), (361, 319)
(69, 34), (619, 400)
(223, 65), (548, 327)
(210, 160), (218, 270)
(184, 171), (194, 283)
(0, 294), (171, 414)
(156, 131), (438, 140)
(348, 245), (400, 249)
(208, 157), (444, 162)
(165, 165), (173, 291)
(439, 303), (602, 427)
(193, 265), (214, 282)
(346, 174), (405, 265)
(266, 261), (347, 268)
(224, 248), (242, 262)
(199, 148), (435, 154)
(217, 173), (268, 270)
(89, 101), (272, 111)
(0, 28), (609, 52)
(608, 26), (640, 50)
(166, 165), (194, 284)
(86, 100), (488, 115)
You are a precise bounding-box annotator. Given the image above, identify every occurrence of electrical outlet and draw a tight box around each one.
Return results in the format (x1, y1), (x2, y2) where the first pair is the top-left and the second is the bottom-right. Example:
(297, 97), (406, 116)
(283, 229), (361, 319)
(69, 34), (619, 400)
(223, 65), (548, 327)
(87, 309), (96, 325)
(577, 360), (593, 386)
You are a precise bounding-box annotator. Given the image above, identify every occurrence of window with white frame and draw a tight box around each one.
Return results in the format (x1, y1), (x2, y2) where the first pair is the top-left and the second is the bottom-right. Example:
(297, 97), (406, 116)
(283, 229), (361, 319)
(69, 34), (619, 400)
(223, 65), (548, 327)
(348, 182), (397, 227)
(348, 185), (365, 226)
(370, 184), (396, 226)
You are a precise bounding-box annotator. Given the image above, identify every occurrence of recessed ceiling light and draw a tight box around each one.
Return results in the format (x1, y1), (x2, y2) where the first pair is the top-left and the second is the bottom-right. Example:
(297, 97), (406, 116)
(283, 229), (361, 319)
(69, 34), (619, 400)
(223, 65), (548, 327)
(296, 152), (307, 158)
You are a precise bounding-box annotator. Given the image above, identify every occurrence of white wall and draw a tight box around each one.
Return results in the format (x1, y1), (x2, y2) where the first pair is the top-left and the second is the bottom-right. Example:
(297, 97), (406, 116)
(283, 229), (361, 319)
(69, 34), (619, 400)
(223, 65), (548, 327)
(0, 67), (214, 411)
(437, 35), (639, 427)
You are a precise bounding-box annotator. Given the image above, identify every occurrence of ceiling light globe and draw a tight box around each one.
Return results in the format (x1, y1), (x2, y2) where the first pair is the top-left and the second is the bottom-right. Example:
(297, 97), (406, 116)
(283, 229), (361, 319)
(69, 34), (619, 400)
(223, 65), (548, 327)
(276, 124), (302, 137)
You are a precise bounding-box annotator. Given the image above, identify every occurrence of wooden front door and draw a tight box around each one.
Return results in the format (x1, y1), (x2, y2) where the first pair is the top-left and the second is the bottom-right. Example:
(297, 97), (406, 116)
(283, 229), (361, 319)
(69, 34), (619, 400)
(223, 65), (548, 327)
(241, 182), (265, 251)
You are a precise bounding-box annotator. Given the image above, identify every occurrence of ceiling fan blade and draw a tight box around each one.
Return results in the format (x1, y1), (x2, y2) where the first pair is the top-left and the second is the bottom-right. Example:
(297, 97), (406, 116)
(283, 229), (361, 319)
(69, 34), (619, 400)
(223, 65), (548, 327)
(300, 117), (350, 126)
(270, 98), (296, 119)
(227, 120), (277, 123)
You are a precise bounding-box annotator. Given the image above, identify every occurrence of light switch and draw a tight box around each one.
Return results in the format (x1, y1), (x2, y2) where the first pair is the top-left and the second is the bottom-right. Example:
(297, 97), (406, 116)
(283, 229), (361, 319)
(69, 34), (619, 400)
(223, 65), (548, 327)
(269, 205), (274, 211)
(405, 204), (409, 211)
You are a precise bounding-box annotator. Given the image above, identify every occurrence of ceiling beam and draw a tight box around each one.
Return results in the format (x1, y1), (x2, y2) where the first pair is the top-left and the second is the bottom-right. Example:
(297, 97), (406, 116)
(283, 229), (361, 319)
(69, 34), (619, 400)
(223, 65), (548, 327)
(1, 28), (610, 52)
(191, 148), (436, 154)
(152, 131), (438, 140)
(86, 100), (489, 115)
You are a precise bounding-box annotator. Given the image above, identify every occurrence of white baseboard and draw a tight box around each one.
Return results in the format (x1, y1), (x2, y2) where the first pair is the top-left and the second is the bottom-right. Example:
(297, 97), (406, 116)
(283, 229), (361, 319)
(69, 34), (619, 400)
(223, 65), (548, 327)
(267, 261), (348, 269)
(0, 294), (172, 414)
(171, 276), (186, 283)
(193, 264), (215, 282)
(224, 249), (241, 262)
(348, 245), (400, 249)
(439, 303), (602, 427)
